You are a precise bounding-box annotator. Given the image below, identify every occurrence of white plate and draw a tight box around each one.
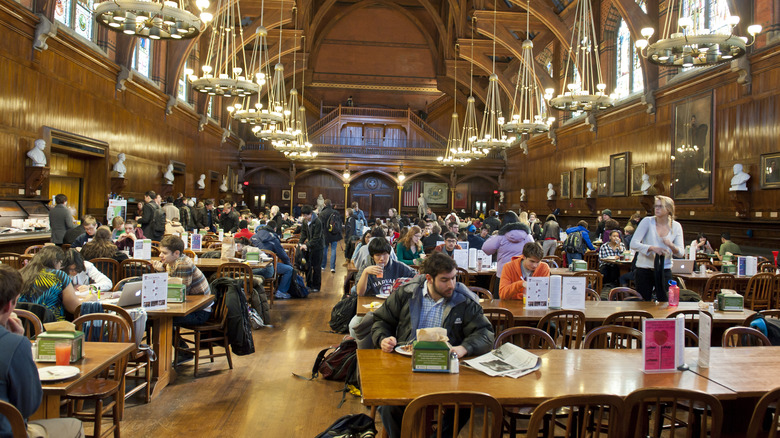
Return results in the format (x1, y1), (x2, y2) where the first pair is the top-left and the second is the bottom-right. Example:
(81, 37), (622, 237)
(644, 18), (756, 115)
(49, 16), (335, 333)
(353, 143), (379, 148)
(375, 293), (390, 299)
(394, 344), (413, 357)
(38, 366), (80, 382)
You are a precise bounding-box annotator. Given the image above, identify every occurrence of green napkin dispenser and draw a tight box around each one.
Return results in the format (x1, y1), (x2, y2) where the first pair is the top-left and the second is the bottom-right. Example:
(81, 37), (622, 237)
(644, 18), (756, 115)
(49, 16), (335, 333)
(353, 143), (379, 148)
(412, 341), (451, 373)
(717, 292), (743, 311)
(167, 283), (186, 303)
(571, 260), (588, 272)
(722, 264), (736, 274)
(37, 331), (85, 362)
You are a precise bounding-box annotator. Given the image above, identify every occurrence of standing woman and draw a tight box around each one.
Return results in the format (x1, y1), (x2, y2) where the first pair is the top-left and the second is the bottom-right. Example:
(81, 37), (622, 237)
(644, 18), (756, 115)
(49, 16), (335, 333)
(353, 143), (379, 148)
(396, 225), (425, 265)
(630, 195), (684, 301)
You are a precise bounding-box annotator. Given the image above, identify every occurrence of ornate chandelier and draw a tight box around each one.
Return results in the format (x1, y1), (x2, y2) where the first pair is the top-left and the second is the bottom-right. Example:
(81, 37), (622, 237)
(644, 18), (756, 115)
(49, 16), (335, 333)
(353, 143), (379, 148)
(185, 0), (262, 97)
(94, 0), (210, 39)
(473, 9), (512, 150)
(438, 113), (470, 167)
(285, 36), (317, 162)
(503, 1), (554, 138)
(635, 2), (761, 68)
(547, 0), (615, 112)
(272, 8), (306, 153)
(453, 21), (489, 160)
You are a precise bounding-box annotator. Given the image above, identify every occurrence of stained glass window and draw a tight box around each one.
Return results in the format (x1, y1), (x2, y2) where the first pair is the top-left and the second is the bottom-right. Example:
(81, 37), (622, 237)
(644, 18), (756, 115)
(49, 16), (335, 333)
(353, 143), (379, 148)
(73, 0), (93, 40)
(132, 39), (152, 78)
(178, 60), (189, 101)
(207, 97), (214, 117)
(615, 18), (643, 97)
(53, 0), (71, 26)
(681, 0), (731, 34)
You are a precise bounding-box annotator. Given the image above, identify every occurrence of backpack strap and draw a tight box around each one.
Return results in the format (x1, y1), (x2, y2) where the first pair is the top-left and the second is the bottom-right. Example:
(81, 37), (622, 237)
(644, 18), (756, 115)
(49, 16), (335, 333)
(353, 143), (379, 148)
(292, 345), (334, 381)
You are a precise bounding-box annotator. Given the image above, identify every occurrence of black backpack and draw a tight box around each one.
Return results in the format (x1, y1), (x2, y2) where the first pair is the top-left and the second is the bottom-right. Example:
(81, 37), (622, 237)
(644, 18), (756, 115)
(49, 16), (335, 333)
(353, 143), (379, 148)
(315, 414), (376, 438)
(563, 230), (586, 254)
(328, 212), (343, 235)
(295, 247), (309, 272)
(152, 204), (166, 235)
(287, 272), (309, 299)
(210, 277), (255, 356)
(329, 294), (357, 334)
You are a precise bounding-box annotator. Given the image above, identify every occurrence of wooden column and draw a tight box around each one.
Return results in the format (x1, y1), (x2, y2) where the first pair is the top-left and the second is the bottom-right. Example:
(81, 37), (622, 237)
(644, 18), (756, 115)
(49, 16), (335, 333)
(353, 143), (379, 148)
(450, 187), (456, 210)
(344, 183), (350, 215)
(289, 182), (295, 215)
(397, 185), (403, 213)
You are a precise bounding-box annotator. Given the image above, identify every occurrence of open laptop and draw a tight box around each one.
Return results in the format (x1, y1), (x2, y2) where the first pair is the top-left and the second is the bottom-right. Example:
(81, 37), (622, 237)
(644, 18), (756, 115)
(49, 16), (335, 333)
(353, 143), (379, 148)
(671, 259), (694, 274)
(104, 281), (143, 308)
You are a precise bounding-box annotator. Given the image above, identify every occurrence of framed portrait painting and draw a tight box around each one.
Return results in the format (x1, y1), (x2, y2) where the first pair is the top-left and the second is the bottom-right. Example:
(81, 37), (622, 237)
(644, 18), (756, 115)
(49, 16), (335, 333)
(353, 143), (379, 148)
(572, 168), (585, 199)
(671, 92), (713, 202)
(560, 171), (570, 199)
(630, 163), (646, 195)
(761, 153), (780, 189)
(598, 167), (609, 197)
(610, 152), (629, 196)
(282, 189), (291, 200)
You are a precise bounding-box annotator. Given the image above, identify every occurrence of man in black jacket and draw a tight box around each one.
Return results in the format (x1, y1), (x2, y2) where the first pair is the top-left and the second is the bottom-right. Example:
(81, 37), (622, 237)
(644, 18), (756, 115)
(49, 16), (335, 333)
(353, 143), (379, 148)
(483, 209), (501, 234)
(319, 199), (342, 273)
(137, 190), (161, 241)
(219, 203), (240, 233)
(299, 205), (324, 291)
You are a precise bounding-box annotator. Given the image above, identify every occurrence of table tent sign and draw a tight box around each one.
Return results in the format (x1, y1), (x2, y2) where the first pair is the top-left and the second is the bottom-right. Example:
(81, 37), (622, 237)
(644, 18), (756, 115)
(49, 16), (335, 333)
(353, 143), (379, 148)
(142, 272), (168, 311)
(526, 275), (586, 310)
(134, 239), (152, 260)
(642, 317), (685, 372)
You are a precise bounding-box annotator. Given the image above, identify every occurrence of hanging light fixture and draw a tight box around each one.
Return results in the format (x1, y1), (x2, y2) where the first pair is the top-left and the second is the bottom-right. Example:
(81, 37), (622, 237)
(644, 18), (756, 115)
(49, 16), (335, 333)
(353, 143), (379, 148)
(186, 0), (262, 97)
(342, 162), (351, 179)
(473, 7), (512, 151)
(503, 0), (554, 138)
(397, 165), (406, 182)
(284, 35), (318, 161)
(273, 6), (306, 153)
(635, 2), (761, 68)
(94, 0), (210, 39)
(439, 45), (471, 167)
(453, 19), (490, 160)
(547, 0), (615, 112)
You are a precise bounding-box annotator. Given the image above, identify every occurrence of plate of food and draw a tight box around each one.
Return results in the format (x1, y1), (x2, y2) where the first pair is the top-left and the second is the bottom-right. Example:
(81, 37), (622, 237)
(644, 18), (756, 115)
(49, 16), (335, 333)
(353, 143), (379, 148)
(362, 301), (383, 311)
(394, 343), (414, 356)
(38, 366), (80, 382)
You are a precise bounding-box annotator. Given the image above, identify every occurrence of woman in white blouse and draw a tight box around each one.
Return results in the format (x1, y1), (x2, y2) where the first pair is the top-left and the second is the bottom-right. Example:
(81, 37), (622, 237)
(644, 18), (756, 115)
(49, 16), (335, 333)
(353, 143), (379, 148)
(629, 195), (684, 301)
(63, 249), (113, 292)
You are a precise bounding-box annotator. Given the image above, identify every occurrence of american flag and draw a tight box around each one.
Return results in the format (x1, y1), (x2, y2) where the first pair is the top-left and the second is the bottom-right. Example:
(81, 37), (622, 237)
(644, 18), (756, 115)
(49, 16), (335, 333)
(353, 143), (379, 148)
(402, 181), (421, 207)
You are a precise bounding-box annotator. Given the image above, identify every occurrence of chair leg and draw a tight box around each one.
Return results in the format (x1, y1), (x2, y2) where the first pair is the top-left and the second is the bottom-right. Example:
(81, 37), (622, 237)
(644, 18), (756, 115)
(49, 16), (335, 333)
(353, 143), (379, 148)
(144, 359), (151, 403)
(93, 398), (103, 438)
(194, 330), (201, 377)
(224, 332), (233, 370)
(113, 392), (121, 438)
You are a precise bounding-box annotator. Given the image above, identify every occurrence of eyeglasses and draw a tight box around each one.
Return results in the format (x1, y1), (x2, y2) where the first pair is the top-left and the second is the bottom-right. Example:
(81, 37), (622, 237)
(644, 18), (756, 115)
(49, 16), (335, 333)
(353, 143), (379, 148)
(654, 205), (664, 209)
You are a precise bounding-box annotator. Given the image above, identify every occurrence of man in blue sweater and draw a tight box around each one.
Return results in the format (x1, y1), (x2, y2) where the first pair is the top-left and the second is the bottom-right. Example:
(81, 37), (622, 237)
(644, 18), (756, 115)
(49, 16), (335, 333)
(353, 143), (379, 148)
(564, 220), (596, 262)
(248, 221), (295, 299)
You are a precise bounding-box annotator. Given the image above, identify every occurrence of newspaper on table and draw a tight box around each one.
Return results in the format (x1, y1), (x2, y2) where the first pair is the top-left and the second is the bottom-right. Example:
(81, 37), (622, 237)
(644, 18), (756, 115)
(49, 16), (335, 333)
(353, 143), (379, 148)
(463, 343), (542, 378)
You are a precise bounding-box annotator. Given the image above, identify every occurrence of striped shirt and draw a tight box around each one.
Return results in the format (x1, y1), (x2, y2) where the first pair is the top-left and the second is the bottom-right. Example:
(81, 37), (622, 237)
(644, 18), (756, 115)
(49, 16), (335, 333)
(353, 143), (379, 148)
(167, 255), (212, 311)
(419, 280), (445, 331)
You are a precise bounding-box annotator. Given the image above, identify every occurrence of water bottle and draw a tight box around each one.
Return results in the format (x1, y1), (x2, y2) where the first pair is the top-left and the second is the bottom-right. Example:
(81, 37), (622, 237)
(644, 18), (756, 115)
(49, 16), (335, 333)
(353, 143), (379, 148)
(668, 280), (679, 307)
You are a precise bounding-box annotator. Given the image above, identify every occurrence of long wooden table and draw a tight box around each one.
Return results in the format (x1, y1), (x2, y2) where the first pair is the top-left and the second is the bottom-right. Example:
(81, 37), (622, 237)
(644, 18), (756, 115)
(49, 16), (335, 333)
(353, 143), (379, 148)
(145, 294), (214, 398)
(33, 342), (135, 420)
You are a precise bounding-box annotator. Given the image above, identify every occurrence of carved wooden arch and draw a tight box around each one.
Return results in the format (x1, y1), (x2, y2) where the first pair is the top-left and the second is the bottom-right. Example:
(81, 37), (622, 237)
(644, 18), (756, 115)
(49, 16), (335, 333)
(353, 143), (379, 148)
(309, 0), (439, 72)
(505, 0), (575, 53)
(164, 38), (200, 96)
(243, 165), (290, 181)
(404, 171), (449, 184)
(455, 173), (498, 187)
(348, 169), (398, 185)
(295, 167), (344, 183)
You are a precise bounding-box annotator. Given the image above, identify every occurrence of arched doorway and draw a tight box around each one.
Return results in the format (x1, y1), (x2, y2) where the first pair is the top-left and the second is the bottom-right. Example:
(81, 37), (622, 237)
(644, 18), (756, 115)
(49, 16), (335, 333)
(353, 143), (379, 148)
(350, 172), (395, 221)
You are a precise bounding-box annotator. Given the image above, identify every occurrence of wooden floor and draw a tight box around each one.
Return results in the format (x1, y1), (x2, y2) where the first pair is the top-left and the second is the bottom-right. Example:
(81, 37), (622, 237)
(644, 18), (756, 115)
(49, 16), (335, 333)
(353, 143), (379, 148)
(122, 249), (367, 437)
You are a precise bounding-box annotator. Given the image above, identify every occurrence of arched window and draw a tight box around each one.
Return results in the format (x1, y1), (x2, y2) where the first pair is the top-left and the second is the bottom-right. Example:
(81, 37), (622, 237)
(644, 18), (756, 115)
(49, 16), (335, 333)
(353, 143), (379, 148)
(682, 0), (731, 34)
(178, 60), (189, 102)
(615, 18), (644, 97)
(54, 0), (96, 41)
(132, 39), (152, 79)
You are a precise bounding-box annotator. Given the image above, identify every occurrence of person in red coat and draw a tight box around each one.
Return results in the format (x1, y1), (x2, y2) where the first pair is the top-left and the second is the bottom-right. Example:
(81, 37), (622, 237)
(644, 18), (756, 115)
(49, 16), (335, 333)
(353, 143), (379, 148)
(499, 242), (550, 300)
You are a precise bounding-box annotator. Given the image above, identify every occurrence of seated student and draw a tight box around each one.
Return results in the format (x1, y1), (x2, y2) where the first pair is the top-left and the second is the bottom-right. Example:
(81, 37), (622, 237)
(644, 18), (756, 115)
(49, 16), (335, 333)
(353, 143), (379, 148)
(434, 232), (462, 258)
(499, 242), (550, 300)
(694, 232), (714, 254)
(421, 223), (443, 251)
(244, 221), (295, 299)
(466, 225), (485, 250)
(152, 236), (211, 325)
(349, 238), (416, 348)
(164, 215), (185, 235)
(63, 249), (112, 292)
(0, 265), (85, 438)
(233, 220), (254, 241)
(371, 252), (494, 438)
(395, 225), (425, 265)
(115, 219), (144, 255)
(354, 227), (398, 273)
(598, 230), (625, 287)
(716, 232), (741, 260)
(80, 226), (127, 262)
(600, 218), (622, 243)
(71, 215), (98, 248)
(18, 246), (79, 321)
(110, 216), (125, 240)
(351, 231), (372, 264)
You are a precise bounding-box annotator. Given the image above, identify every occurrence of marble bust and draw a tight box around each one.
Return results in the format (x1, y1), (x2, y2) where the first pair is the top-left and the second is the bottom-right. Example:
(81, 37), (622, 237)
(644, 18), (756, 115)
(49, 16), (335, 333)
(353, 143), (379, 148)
(316, 194), (325, 211)
(640, 174), (652, 194)
(236, 183), (243, 195)
(547, 183), (555, 200)
(730, 163), (750, 191)
(27, 139), (47, 167)
(113, 153), (127, 178)
(520, 189), (526, 202)
(219, 176), (228, 192)
(197, 174), (206, 189)
(163, 163), (174, 184)
(586, 182), (594, 198)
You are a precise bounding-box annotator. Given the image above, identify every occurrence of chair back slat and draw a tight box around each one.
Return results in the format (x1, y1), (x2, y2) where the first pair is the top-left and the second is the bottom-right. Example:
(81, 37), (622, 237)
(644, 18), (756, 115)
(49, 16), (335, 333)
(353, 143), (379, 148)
(119, 259), (155, 280)
(583, 325), (643, 349)
(527, 394), (624, 438)
(216, 262), (254, 301)
(89, 258), (120, 285)
(608, 287), (643, 301)
(482, 307), (514, 336)
(537, 310), (586, 349)
(603, 310), (653, 330)
(0, 253), (23, 269)
(745, 272), (775, 311)
(722, 326), (772, 347)
(702, 273), (735, 302)
(14, 308), (43, 339)
(573, 270), (603, 293)
(400, 391), (504, 438)
(625, 388), (723, 438)
(747, 387), (780, 438)
(468, 286), (493, 300)
(494, 327), (556, 350)
(0, 400), (27, 438)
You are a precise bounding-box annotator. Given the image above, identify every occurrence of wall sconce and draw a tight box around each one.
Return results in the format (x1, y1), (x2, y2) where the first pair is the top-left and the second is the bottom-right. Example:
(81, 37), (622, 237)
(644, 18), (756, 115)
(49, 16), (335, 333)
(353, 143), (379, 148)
(342, 162), (350, 179)
(398, 166), (405, 182)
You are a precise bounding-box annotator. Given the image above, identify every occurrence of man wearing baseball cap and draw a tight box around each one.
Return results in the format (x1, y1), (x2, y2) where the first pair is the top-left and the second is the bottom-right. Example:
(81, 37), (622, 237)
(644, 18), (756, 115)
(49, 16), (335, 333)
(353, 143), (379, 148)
(466, 224), (485, 250)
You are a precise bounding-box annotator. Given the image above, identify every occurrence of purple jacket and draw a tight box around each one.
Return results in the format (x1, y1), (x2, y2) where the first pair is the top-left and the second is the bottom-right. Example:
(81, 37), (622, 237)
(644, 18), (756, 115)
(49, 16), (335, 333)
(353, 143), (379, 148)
(481, 224), (534, 277)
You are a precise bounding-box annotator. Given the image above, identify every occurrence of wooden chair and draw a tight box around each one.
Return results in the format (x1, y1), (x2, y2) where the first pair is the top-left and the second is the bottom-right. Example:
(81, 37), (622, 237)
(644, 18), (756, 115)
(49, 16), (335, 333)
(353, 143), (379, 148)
(744, 272), (775, 311)
(603, 310), (653, 330)
(583, 325), (643, 349)
(747, 386), (780, 438)
(482, 307), (514, 337)
(667, 309), (712, 333)
(89, 258), (120, 286)
(400, 391), (504, 438)
(261, 249), (279, 307)
(624, 388), (723, 438)
(468, 286), (493, 300)
(216, 262), (255, 302)
(683, 328), (700, 347)
(66, 313), (131, 438)
(456, 267), (473, 287)
(542, 255), (562, 268)
(583, 250), (599, 271)
(119, 259), (154, 280)
(150, 240), (160, 248)
(701, 273), (735, 302)
(722, 326), (772, 347)
(0, 252), (23, 269)
(526, 394), (624, 438)
(14, 308), (43, 339)
(173, 294), (233, 377)
(608, 287), (643, 301)
(208, 241), (222, 250)
(150, 246), (161, 257)
(488, 273), (499, 294)
(694, 260), (718, 272)
(585, 288), (601, 301)
(573, 270), (603, 293)
(537, 310), (586, 349)
(183, 249), (196, 258)
(0, 400), (27, 438)
(23, 245), (44, 255)
(494, 327), (556, 350)
(281, 243), (296, 264)
(759, 261), (776, 273)
(112, 276), (141, 292)
(286, 237), (300, 245)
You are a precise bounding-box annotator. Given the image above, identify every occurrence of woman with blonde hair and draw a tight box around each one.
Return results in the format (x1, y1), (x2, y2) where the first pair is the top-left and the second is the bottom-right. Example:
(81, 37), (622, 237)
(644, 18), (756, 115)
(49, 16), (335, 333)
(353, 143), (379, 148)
(396, 225), (425, 265)
(630, 195), (684, 301)
(18, 245), (79, 320)
(269, 205), (283, 234)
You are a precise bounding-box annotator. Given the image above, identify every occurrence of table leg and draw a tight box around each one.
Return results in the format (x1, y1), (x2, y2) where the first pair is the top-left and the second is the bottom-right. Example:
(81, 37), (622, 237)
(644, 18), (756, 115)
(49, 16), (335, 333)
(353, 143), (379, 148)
(30, 394), (61, 420)
(149, 316), (176, 399)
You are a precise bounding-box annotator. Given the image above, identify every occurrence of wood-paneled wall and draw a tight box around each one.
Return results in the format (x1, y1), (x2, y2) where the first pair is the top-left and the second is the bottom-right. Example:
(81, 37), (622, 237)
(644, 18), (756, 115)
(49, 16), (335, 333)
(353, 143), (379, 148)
(0, 2), (240, 220)
(506, 45), (780, 251)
